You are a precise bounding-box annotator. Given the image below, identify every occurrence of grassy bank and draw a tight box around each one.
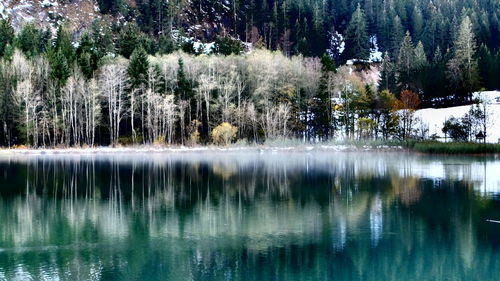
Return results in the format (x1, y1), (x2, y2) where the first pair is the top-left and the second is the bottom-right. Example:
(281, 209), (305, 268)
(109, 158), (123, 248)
(413, 141), (500, 154)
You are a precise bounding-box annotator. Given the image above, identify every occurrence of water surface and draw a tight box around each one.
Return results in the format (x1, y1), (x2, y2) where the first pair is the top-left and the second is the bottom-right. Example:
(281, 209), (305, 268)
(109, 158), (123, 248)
(1, 151), (500, 281)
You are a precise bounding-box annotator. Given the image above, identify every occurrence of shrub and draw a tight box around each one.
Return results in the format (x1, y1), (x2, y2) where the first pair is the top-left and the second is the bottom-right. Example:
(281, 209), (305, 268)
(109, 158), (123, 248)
(211, 122), (238, 145)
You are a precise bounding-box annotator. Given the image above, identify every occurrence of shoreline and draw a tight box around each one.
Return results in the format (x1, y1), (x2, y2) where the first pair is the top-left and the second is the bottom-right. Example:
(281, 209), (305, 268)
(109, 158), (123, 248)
(0, 144), (406, 155)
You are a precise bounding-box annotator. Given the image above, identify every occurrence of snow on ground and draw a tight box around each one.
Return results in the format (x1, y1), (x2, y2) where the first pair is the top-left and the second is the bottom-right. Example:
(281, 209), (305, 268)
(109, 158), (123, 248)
(415, 91), (500, 143)
(369, 36), (382, 63)
(0, 144), (404, 155)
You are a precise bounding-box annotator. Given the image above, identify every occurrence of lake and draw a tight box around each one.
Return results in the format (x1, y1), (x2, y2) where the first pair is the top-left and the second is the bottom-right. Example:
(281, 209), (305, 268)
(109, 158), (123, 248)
(0, 151), (500, 280)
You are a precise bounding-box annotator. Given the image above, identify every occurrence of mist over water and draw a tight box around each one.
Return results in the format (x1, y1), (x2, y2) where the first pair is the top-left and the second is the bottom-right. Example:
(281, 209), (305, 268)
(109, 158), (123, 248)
(0, 151), (500, 281)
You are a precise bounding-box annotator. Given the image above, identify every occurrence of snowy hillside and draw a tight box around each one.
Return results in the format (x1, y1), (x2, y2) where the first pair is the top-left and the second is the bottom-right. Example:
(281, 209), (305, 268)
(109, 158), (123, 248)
(415, 91), (500, 143)
(0, 0), (100, 34)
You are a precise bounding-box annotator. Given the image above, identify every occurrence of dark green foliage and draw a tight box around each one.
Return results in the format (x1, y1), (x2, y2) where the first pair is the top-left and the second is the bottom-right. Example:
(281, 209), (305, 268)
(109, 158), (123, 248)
(16, 24), (43, 58)
(49, 50), (71, 86)
(0, 19), (14, 58)
(312, 54), (336, 140)
(181, 41), (196, 55)
(78, 52), (93, 79)
(118, 23), (143, 59)
(343, 4), (370, 61)
(212, 36), (244, 55)
(478, 45), (500, 90)
(176, 58), (193, 101)
(0, 62), (19, 146)
(97, 0), (124, 15)
(90, 20), (114, 63)
(397, 32), (414, 90)
(442, 117), (469, 142)
(158, 33), (176, 54)
(55, 26), (76, 62)
(128, 46), (149, 89)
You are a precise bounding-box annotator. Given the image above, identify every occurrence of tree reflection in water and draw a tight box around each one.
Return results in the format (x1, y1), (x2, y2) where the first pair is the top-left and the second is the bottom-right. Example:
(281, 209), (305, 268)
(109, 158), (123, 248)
(0, 152), (500, 280)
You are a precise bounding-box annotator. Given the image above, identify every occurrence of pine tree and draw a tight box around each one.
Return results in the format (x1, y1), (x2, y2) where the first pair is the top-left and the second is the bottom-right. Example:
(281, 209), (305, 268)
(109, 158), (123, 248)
(413, 41), (428, 69)
(78, 52), (93, 80)
(159, 33), (175, 54)
(390, 16), (405, 58)
(55, 26), (75, 62)
(380, 51), (395, 92)
(119, 23), (142, 59)
(128, 46), (149, 89)
(397, 31), (414, 90)
(343, 4), (370, 61)
(91, 20), (114, 62)
(49, 50), (71, 86)
(411, 7), (423, 42)
(0, 19), (14, 58)
(77, 33), (95, 79)
(313, 54), (336, 140)
(447, 16), (480, 100)
(176, 58), (193, 101)
(97, 0), (124, 15)
(16, 23), (42, 58)
(413, 41), (429, 96)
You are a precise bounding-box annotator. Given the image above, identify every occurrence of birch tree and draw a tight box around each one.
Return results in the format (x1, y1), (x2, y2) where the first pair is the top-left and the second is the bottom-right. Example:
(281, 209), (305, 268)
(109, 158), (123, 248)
(100, 62), (128, 146)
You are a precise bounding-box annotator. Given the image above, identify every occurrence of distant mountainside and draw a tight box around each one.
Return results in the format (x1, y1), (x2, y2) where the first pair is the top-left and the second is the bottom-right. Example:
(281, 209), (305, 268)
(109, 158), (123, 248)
(0, 0), (234, 41)
(2, 0), (499, 61)
(0, 0), (101, 34)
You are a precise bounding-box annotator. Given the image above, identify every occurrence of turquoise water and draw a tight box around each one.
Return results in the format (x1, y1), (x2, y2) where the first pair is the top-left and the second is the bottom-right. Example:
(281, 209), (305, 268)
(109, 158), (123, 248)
(0, 151), (500, 281)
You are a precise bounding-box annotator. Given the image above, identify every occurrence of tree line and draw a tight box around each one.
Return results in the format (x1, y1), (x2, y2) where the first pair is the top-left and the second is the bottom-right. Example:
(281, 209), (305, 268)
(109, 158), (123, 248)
(91, 0), (500, 104)
(0, 28), (423, 147)
(0, 6), (495, 147)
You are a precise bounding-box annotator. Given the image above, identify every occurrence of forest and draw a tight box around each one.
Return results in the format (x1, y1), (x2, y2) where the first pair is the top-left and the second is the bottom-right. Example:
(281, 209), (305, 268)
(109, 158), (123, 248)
(0, 0), (498, 147)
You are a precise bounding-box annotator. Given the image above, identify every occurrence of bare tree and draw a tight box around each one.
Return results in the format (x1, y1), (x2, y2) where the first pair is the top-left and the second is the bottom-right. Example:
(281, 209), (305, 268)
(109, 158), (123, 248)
(100, 63), (128, 146)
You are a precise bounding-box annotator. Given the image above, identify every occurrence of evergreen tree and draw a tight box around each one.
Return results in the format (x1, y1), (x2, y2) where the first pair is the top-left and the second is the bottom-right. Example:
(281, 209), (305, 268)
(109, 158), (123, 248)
(119, 23), (142, 59)
(413, 41), (428, 95)
(478, 44), (500, 90)
(176, 58), (193, 101)
(78, 52), (93, 80)
(411, 7), (423, 42)
(16, 23), (42, 58)
(390, 15), (405, 57)
(313, 54), (336, 140)
(128, 46), (149, 89)
(343, 4), (370, 61)
(213, 36), (244, 55)
(380, 51), (396, 92)
(423, 46), (447, 104)
(55, 26), (76, 62)
(97, 0), (124, 15)
(158, 33), (175, 54)
(49, 50), (71, 86)
(91, 20), (114, 62)
(447, 16), (480, 100)
(397, 31), (414, 90)
(413, 41), (428, 70)
(0, 19), (14, 58)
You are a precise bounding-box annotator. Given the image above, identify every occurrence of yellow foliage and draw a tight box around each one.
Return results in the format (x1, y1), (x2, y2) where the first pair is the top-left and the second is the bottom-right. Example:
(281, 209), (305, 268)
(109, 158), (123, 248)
(188, 120), (202, 146)
(211, 122), (238, 145)
(153, 136), (166, 146)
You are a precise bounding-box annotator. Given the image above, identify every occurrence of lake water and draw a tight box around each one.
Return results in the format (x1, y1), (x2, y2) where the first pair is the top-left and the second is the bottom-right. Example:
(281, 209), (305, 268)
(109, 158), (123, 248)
(0, 151), (500, 281)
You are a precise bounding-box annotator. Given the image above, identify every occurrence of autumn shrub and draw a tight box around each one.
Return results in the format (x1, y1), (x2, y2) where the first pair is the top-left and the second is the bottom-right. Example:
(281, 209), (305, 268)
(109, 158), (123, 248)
(211, 122), (238, 145)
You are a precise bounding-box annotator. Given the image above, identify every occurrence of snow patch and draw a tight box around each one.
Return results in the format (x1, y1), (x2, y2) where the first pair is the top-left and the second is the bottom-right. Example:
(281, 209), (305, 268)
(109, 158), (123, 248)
(415, 91), (500, 143)
(369, 36), (382, 63)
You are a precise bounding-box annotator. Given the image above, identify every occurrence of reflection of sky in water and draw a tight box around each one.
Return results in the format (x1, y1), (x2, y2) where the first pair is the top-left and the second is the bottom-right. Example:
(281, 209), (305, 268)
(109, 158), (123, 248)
(409, 159), (500, 196)
(370, 195), (383, 247)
